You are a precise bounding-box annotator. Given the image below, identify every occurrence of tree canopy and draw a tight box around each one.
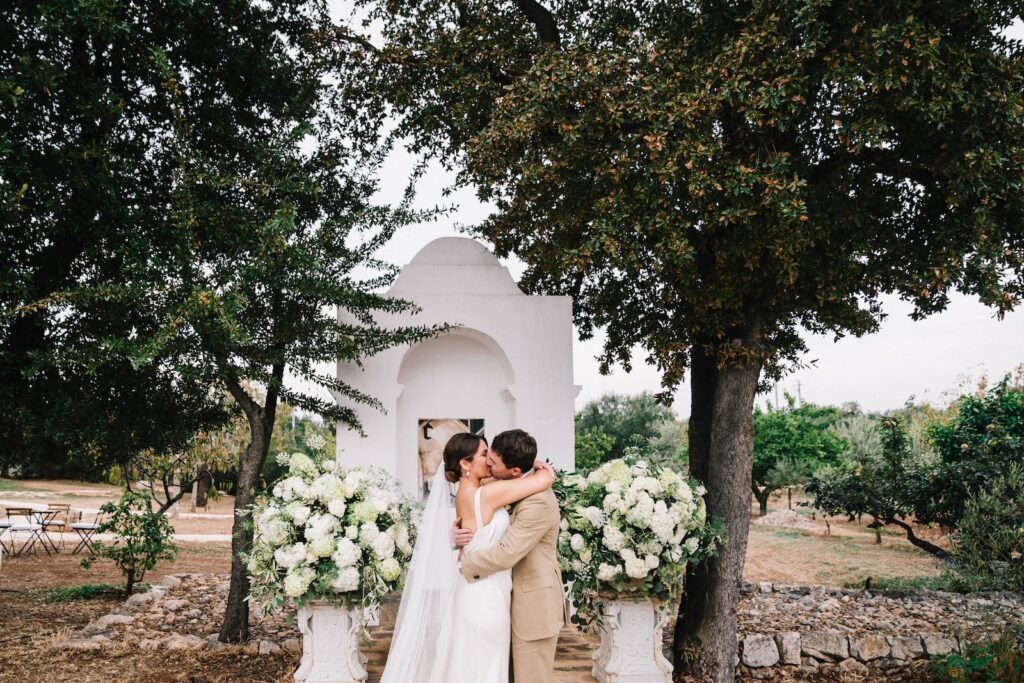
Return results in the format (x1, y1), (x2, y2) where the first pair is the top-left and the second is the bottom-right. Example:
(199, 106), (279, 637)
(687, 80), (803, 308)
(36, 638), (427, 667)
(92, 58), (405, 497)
(351, 1), (1024, 678)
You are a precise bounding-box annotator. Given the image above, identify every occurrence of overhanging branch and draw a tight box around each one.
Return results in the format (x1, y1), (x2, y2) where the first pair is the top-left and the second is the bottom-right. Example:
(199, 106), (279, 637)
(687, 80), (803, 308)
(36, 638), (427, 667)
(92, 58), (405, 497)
(513, 0), (561, 47)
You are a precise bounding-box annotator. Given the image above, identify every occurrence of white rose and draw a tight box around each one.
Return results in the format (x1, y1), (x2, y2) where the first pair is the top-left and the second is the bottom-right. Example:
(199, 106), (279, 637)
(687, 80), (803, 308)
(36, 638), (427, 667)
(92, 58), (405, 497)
(645, 554), (660, 569)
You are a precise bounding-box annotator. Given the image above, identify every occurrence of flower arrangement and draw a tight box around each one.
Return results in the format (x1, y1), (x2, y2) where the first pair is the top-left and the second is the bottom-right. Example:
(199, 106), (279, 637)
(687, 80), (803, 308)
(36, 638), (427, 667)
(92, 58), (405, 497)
(246, 452), (418, 615)
(555, 450), (721, 628)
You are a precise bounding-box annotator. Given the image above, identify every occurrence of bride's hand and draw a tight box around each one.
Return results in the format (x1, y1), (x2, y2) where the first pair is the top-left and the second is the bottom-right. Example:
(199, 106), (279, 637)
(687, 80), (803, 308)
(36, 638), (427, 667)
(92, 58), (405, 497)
(532, 460), (556, 479)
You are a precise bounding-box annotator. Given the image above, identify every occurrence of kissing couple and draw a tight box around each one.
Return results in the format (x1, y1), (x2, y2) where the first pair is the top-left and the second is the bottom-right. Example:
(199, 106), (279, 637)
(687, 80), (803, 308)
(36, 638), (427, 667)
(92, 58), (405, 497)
(380, 429), (566, 683)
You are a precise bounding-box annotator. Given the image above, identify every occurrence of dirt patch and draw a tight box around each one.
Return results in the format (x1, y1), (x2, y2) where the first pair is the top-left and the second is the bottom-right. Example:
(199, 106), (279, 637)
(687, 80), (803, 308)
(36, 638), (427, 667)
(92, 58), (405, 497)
(0, 543), (232, 592)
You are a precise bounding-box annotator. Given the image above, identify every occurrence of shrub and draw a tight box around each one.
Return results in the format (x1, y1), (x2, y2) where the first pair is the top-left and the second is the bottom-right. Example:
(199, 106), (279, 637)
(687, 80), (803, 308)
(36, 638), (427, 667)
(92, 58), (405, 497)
(930, 632), (1024, 683)
(81, 491), (178, 596)
(948, 463), (1024, 593)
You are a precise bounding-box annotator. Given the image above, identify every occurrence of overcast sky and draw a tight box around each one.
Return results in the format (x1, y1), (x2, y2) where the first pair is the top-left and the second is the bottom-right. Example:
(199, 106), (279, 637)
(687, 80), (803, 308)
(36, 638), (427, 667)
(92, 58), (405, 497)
(328, 11), (1024, 418)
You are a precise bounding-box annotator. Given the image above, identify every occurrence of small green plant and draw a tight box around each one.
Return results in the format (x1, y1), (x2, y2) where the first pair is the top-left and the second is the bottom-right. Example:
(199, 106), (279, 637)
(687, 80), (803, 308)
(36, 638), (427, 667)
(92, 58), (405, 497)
(930, 632), (1024, 682)
(81, 491), (178, 596)
(841, 574), (962, 592)
(43, 582), (149, 603)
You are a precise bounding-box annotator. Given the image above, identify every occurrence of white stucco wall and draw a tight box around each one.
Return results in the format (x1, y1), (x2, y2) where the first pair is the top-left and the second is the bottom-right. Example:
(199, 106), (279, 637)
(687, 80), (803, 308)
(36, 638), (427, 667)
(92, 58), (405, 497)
(335, 237), (579, 496)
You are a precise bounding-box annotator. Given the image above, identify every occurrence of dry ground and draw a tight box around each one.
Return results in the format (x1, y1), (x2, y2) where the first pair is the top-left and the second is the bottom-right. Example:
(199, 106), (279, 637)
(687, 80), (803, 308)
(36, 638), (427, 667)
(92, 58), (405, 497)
(0, 479), (947, 682)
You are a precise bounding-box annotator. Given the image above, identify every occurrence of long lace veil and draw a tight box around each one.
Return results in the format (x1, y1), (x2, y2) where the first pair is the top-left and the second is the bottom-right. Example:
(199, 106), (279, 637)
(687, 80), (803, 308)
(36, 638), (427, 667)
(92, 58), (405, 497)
(380, 466), (459, 682)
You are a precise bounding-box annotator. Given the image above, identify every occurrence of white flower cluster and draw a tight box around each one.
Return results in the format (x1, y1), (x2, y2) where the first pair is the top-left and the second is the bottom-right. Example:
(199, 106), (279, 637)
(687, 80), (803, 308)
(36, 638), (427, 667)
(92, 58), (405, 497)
(557, 452), (718, 629)
(246, 454), (416, 614)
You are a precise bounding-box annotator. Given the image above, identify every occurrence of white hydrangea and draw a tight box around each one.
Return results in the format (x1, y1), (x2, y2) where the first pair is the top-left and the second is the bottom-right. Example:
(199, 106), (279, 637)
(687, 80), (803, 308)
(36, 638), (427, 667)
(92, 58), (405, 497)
(622, 549), (649, 579)
(277, 476), (309, 503)
(638, 539), (662, 556)
(394, 524), (412, 555)
(309, 535), (337, 558)
(345, 525), (359, 540)
(602, 492), (628, 515)
(359, 522), (380, 545)
(581, 506), (605, 528)
(650, 500), (675, 543)
(684, 536), (700, 555)
(328, 499), (347, 518)
(284, 502), (311, 527)
(288, 452), (319, 479)
(332, 537), (361, 568)
(559, 518), (569, 531)
(571, 559), (585, 572)
(601, 524), (627, 552)
(283, 566), (316, 597)
(596, 563), (623, 581)
(257, 510), (291, 547)
(274, 542), (307, 569)
(625, 491), (655, 528)
(304, 513), (339, 542)
(332, 566), (360, 592)
(371, 532), (395, 560)
(579, 547), (592, 563)
(377, 557), (401, 582)
(570, 534), (585, 552)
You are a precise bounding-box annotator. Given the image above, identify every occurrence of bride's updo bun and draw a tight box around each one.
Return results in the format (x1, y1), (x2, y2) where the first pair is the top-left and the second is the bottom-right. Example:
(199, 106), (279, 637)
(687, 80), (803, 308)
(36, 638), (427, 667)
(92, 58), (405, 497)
(443, 433), (487, 483)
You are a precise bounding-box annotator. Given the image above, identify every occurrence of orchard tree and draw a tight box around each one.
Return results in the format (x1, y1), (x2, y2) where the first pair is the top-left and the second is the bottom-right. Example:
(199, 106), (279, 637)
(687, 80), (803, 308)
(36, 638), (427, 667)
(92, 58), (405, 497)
(752, 398), (845, 515)
(575, 392), (677, 460)
(352, 1), (1024, 678)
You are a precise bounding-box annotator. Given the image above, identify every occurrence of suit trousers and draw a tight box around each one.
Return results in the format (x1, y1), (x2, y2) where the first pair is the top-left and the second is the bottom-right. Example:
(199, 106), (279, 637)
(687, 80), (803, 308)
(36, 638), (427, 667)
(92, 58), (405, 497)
(511, 631), (558, 683)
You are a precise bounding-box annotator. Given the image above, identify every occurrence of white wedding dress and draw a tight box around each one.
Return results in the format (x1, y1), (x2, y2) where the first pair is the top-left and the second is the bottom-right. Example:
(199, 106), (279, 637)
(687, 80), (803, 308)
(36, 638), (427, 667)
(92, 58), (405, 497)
(380, 472), (512, 683)
(439, 486), (512, 682)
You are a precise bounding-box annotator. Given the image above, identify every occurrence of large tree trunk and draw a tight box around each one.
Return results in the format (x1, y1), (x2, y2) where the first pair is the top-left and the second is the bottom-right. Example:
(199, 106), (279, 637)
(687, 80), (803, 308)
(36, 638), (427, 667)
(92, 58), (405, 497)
(675, 329), (762, 683)
(195, 470), (213, 508)
(219, 375), (280, 642)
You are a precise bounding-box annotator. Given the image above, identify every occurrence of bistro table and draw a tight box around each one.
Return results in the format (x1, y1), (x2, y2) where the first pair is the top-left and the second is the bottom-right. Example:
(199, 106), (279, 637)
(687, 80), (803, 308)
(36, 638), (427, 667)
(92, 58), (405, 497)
(30, 508), (61, 554)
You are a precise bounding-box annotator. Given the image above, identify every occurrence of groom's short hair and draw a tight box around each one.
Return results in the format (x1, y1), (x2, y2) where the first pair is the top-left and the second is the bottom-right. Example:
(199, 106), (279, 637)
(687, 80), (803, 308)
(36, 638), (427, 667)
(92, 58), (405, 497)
(491, 429), (537, 472)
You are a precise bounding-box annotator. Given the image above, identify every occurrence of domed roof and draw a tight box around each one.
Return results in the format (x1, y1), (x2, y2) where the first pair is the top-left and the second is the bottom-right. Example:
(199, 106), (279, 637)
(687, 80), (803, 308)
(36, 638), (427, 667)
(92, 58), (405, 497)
(408, 237), (502, 267)
(391, 237), (522, 296)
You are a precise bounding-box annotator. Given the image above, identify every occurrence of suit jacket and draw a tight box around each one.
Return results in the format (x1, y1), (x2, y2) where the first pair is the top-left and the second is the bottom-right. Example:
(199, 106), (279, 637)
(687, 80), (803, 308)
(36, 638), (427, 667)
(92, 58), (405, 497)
(460, 487), (565, 641)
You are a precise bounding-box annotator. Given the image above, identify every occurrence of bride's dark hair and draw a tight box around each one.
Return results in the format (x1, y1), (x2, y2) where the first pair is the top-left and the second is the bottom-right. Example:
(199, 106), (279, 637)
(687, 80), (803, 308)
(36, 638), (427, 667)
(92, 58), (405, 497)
(443, 433), (487, 483)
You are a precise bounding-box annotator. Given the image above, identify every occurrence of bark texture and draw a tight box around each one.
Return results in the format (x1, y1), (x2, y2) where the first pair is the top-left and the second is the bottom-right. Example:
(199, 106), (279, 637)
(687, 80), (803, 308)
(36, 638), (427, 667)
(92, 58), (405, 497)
(674, 326), (763, 683)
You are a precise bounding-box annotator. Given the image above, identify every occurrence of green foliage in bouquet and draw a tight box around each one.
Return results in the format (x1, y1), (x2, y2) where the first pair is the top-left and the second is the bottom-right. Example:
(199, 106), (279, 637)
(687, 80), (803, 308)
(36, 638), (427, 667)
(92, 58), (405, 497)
(81, 491), (178, 597)
(245, 453), (418, 616)
(555, 448), (721, 629)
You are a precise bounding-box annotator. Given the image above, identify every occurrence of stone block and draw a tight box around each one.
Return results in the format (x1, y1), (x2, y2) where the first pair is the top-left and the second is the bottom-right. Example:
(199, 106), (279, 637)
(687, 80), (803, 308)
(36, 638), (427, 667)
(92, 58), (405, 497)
(282, 638), (302, 654)
(838, 658), (869, 674)
(775, 632), (801, 665)
(922, 633), (958, 657)
(850, 633), (890, 661)
(801, 631), (849, 661)
(741, 634), (780, 668)
(888, 635), (925, 660)
(258, 639), (282, 656)
(160, 575), (182, 588)
(164, 634), (205, 651)
(164, 598), (188, 612)
(125, 592), (153, 607)
(95, 614), (133, 628)
(758, 581), (773, 593)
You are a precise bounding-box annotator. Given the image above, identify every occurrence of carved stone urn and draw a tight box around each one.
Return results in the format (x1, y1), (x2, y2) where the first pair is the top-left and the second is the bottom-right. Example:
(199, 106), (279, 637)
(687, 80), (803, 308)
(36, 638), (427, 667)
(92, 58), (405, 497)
(293, 602), (367, 683)
(592, 597), (673, 683)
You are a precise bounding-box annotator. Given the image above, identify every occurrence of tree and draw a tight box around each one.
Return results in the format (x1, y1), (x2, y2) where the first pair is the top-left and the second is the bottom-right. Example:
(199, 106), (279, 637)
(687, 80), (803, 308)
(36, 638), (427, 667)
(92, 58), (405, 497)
(2, 1), (442, 642)
(575, 392), (677, 460)
(808, 417), (949, 556)
(924, 380), (1024, 529)
(352, 2), (1024, 678)
(752, 398), (845, 515)
(573, 423), (614, 472)
(0, 1), (230, 477)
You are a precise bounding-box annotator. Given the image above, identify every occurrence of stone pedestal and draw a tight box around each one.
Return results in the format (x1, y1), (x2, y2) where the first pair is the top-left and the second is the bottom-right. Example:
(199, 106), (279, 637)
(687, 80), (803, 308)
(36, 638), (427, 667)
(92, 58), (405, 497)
(592, 597), (673, 683)
(294, 602), (367, 683)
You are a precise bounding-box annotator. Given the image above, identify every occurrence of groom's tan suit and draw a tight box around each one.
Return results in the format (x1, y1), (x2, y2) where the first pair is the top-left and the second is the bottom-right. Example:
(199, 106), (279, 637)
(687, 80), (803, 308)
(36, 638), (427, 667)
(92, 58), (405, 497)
(461, 487), (564, 683)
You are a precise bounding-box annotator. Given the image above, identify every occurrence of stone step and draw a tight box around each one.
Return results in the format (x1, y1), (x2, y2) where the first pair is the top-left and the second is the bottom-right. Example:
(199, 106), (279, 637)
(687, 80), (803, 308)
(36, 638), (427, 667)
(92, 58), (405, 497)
(362, 625), (599, 682)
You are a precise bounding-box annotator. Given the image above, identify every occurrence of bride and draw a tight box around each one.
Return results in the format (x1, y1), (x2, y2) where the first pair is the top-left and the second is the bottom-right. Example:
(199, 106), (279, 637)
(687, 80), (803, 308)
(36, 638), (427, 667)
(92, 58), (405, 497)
(380, 432), (555, 683)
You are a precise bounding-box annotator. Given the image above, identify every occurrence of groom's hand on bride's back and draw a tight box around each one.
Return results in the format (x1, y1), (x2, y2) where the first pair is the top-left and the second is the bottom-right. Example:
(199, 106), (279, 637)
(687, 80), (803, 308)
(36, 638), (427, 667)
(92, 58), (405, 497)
(451, 517), (474, 549)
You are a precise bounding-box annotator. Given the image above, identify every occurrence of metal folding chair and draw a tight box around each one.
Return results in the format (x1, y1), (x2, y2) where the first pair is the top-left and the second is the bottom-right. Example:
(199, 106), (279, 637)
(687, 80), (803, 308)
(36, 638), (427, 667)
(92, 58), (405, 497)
(71, 510), (104, 555)
(6, 507), (47, 557)
(0, 507), (11, 557)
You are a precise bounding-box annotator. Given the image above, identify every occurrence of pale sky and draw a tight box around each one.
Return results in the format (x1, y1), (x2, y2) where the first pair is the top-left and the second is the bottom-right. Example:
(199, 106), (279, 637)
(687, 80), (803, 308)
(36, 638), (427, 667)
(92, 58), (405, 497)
(327, 10), (1024, 419)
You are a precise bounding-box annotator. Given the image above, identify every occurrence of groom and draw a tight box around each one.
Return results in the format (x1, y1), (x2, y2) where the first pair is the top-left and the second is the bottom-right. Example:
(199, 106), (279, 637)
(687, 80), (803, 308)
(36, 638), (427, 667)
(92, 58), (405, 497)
(454, 428), (565, 683)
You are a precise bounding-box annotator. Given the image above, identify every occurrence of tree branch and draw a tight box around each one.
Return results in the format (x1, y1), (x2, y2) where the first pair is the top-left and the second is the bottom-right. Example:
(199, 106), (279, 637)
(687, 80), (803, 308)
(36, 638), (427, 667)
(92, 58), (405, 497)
(513, 0), (561, 47)
(885, 517), (953, 562)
